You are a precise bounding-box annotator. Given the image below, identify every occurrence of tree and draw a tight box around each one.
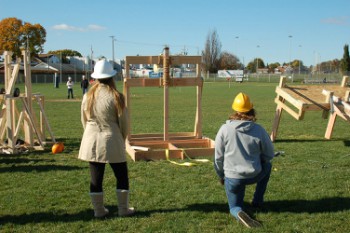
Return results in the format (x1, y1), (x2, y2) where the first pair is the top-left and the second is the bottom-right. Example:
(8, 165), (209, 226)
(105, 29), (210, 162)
(246, 58), (265, 73)
(268, 62), (280, 73)
(331, 59), (340, 73)
(218, 51), (242, 70)
(202, 29), (222, 73)
(48, 49), (82, 63)
(0, 17), (46, 58)
(340, 44), (350, 75)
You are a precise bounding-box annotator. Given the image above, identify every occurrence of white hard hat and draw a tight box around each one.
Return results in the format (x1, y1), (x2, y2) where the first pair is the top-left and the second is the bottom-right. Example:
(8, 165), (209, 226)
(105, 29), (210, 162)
(91, 59), (116, 79)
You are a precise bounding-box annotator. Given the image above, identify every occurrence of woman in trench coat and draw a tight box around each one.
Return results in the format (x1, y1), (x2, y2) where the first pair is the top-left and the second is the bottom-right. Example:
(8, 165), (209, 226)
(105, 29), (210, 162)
(78, 59), (135, 218)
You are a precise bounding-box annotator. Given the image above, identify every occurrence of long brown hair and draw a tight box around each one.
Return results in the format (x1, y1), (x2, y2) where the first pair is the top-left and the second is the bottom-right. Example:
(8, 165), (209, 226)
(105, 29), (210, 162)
(229, 109), (257, 122)
(86, 78), (125, 116)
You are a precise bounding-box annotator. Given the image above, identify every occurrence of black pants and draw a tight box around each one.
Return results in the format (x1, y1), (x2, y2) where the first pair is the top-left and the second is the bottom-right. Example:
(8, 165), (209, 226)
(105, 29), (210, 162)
(89, 162), (129, 193)
(67, 89), (74, 98)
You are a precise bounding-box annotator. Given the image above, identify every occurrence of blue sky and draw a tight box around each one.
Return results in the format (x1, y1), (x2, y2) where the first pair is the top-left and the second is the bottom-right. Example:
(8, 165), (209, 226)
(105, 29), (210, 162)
(1, 0), (350, 66)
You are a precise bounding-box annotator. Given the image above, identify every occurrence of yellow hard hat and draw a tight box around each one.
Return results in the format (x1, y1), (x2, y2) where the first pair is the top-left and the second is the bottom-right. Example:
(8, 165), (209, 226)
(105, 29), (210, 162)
(232, 92), (253, 112)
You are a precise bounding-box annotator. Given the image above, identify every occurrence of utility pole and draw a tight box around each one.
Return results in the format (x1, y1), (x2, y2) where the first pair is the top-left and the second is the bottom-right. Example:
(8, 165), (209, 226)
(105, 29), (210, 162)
(110, 36), (116, 63)
(256, 45), (260, 76)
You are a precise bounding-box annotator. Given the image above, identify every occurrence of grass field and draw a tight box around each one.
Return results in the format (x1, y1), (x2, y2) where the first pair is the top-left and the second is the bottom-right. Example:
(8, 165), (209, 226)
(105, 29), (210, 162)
(0, 80), (349, 233)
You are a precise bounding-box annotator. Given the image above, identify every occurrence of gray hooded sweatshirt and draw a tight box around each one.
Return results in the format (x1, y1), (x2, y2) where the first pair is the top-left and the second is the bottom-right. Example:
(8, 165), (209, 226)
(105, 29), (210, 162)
(214, 120), (274, 179)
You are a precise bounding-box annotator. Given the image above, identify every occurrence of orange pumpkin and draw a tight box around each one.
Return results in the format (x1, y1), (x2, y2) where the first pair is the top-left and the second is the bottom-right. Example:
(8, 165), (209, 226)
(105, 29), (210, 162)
(52, 142), (64, 154)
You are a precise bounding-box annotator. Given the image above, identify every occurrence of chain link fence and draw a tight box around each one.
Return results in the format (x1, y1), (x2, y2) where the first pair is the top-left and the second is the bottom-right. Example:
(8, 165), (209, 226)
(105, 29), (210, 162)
(201, 72), (346, 84)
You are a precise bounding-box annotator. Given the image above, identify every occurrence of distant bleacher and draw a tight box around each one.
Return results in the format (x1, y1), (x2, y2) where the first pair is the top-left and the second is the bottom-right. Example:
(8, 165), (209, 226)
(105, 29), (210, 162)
(303, 78), (339, 84)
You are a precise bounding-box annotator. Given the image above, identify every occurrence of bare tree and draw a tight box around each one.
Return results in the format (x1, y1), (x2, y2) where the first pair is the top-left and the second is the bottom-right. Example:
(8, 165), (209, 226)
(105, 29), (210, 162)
(202, 29), (222, 73)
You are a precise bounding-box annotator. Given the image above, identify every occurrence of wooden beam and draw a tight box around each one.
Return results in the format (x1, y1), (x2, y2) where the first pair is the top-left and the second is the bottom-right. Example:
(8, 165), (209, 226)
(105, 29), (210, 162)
(5, 96), (15, 153)
(7, 64), (20, 95)
(163, 47), (170, 141)
(341, 76), (348, 87)
(275, 86), (305, 110)
(325, 112), (336, 139)
(34, 95), (56, 143)
(124, 55), (202, 65)
(124, 78), (160, 87)
(274, 98), (304, 120)
(125, 56), (159, 65)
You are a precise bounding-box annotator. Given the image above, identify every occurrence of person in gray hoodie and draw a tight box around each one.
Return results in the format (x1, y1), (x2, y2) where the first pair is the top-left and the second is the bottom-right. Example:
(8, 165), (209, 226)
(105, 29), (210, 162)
(214, 92), (274, 228)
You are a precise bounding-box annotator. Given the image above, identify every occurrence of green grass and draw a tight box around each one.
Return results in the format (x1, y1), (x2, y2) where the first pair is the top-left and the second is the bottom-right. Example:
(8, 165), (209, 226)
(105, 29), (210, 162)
(0, 80), (350, 232)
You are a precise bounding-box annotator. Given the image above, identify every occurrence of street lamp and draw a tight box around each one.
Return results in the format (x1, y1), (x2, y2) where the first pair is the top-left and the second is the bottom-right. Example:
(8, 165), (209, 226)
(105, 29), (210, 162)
(256, 45), (260, 75)
(298, 45), (302, 74)
(288, 35), (292, 67)
(234, 36), (239, 69)
(110, 35), (116, 62)
(234, 36), (239, 55)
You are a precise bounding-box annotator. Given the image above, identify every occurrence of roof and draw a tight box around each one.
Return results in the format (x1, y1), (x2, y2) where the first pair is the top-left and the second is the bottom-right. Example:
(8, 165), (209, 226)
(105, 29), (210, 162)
(31, 63), (82, 72)
(37, 54), (54, 58)
(0, 62), (83, 73)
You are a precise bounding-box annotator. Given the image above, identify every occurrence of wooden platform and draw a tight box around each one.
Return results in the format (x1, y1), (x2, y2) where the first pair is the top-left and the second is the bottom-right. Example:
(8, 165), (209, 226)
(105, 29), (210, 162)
(126, 133), (214, 161)
(271, 76), (350, 141)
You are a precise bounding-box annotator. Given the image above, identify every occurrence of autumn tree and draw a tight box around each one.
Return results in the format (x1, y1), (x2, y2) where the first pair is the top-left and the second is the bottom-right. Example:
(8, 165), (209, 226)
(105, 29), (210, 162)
(0, 17), (46, 58)
(218, 51), (242, 70)
(202, 29), (222, 73)
(340, 44), (350, 75)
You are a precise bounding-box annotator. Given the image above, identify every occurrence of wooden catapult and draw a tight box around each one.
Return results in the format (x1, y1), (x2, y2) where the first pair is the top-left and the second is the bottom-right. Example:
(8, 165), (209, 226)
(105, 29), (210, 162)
(271, 75), (350, 141)
(123, 47), (214, 161)
(0, 50), (55, 154)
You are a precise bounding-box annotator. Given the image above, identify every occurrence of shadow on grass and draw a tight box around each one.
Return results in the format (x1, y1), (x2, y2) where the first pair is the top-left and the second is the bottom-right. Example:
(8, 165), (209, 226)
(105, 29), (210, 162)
(261, 197), (350, 213)
(184, 197), (350, 214)
(0, 157), (54, 164)
(132, 202), (228, 218)
(274, 138), (344, 143)
(275, 138), (350, 148)
(0, 164), (84, 173)
(0, 205), (130, 225)
(1, 197), (349, 225)
(0, 209), (96, 225)
(343, 140), (350, 147)
(116, 196), (350, 218)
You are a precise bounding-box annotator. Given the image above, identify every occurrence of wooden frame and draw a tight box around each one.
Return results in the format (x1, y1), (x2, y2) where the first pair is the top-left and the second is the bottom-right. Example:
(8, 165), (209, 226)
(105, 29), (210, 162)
(123, 47), (214, 161)
(0, 50), (55, 154)
(271, 76), (350, 141)
(322, 89), (350, 139)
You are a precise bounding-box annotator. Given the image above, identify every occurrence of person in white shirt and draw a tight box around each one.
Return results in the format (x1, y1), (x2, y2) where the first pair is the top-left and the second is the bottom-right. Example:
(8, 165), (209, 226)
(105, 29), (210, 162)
(66, 77), (74, 99)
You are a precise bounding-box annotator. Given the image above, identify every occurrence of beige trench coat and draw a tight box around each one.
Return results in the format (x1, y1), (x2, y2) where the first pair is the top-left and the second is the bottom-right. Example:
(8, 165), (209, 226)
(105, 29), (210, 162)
(78, 85), (128, 163)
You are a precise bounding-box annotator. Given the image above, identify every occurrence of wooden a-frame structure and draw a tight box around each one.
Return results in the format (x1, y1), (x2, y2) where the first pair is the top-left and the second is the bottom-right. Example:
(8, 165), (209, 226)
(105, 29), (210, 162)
(271, 76), (350, 141)
(123, 47), (214, 161)
(0, 50), (55, 154)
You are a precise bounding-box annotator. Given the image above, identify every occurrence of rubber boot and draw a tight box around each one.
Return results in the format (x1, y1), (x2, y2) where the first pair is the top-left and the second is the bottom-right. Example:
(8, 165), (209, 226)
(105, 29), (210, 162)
(90, 192), (109, 218)
(116, 189), (135, 217)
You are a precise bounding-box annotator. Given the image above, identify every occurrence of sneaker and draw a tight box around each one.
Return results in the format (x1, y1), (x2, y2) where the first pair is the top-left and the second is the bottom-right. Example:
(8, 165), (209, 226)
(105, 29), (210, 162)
(237, 211), (262, 228)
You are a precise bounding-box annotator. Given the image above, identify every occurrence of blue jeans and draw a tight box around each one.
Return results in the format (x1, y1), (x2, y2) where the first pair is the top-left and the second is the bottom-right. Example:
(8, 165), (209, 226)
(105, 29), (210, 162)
(224, 162), (272, 219)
